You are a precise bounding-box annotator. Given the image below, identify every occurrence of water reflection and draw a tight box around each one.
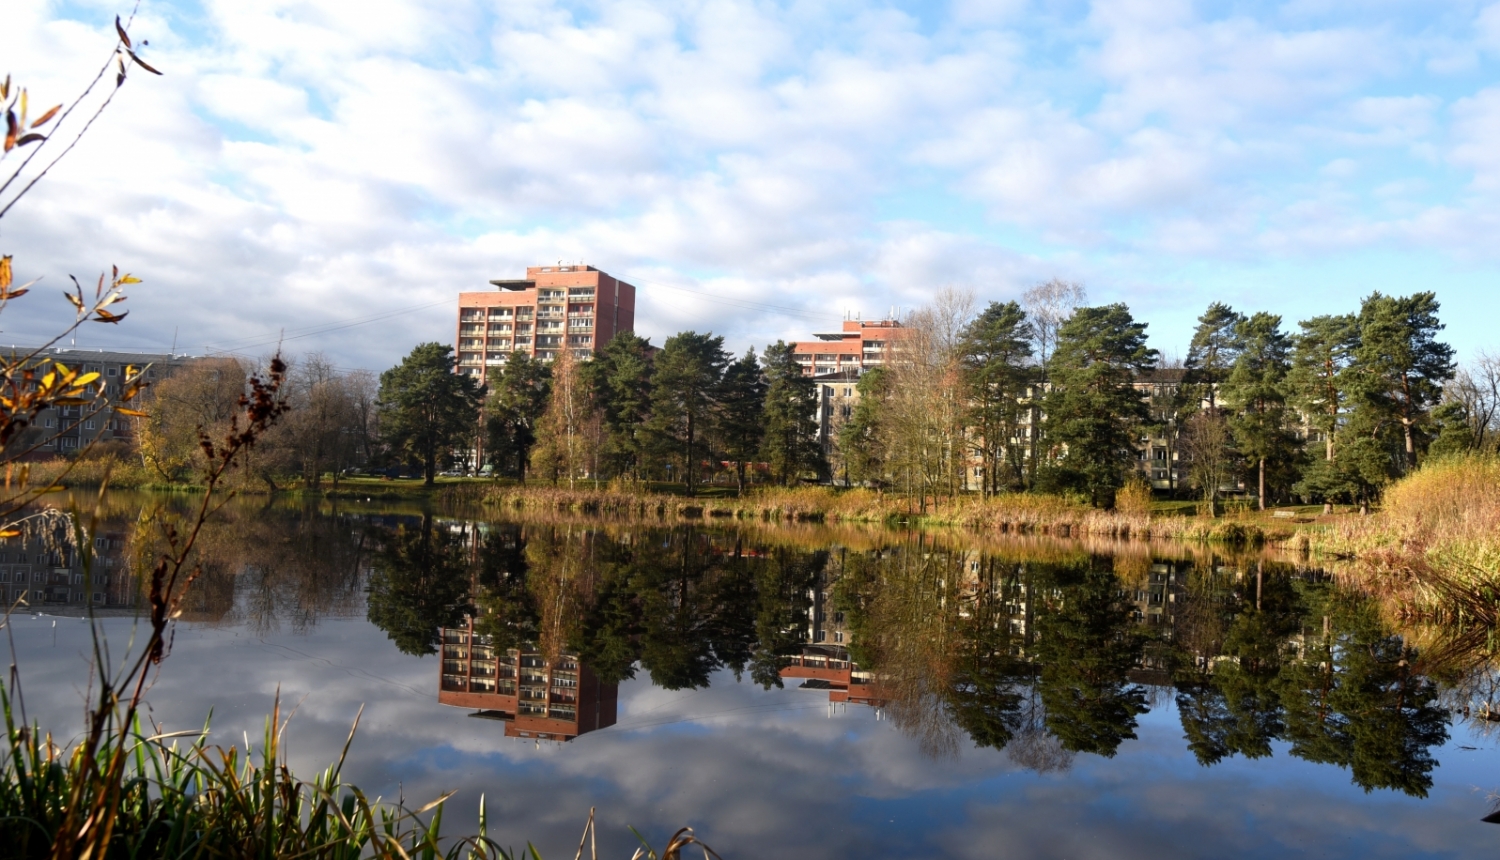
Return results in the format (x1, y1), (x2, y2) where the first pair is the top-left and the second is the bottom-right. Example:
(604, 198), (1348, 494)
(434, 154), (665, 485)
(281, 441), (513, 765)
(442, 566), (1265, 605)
(38, 493), (1495, 803)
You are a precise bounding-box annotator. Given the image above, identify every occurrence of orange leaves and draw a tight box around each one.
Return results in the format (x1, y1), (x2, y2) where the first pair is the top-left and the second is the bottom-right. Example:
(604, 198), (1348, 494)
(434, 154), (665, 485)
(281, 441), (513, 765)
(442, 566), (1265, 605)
(1, 79), (61, 152)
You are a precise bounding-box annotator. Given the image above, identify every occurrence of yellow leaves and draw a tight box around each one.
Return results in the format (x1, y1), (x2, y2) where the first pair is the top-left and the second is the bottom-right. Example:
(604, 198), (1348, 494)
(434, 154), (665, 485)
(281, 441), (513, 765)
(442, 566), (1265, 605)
(0, 256), (9, 290)
(64, 290), (84, 312)
(114, 407), (149, 418)
(75, 372), (100, 387)
(0, 529), (18, 539)
(93, 308), (127, 324)
(118, 275), (141, 285)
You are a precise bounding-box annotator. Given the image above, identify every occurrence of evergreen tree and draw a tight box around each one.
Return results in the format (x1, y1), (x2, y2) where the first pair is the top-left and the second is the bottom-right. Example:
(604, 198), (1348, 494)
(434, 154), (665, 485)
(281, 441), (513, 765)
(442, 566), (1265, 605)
(1426, 400), (1476, 458)
(759, 341), (825, 486)
(1041, 304), (1158, 506)
(484, 352), (551, 481)
(377, 343), (484, 486)
(1353, 292), (1455, 474)
(958, 301), (1035, 494)
(588, 332), (655, 479)
(1033, 558), (1148, 757)
(1220, 312), (1295, 510)
(1184, 302), (1246, 413)
(837, 366), (889, 487)
(717, 348), (766, 495)
(365, 514), (474, 655)
(647, 332), (730, 495)
(1288, 313), (1360, 462)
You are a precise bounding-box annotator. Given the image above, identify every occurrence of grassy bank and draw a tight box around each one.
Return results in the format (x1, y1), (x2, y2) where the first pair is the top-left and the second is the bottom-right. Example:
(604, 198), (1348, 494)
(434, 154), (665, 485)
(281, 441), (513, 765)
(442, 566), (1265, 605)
(467, 483), (1317, 546)
(1314, 453), (1500, 623)
(0, 686), (708, 859)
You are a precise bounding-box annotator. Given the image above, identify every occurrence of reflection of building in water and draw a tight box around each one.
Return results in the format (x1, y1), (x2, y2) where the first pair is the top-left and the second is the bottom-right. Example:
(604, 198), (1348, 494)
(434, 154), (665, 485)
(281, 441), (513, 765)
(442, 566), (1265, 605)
(0, 524), (132, 610)
(438, 621), (617, 742)
(781, 644), (886, 707)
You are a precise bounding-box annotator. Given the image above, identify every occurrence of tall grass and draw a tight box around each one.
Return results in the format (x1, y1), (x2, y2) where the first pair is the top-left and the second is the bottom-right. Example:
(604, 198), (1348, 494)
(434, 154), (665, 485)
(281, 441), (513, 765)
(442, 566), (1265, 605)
(0, 689), (499, 859)
(469, 483), (1282, 545)
(1318, 453), (1500, 622)
(0, 685), (717, 860)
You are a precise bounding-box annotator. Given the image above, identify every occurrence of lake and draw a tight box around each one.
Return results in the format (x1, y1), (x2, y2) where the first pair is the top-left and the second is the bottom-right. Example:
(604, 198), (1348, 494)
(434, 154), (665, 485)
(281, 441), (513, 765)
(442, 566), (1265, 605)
(5, 492), (1498, 858)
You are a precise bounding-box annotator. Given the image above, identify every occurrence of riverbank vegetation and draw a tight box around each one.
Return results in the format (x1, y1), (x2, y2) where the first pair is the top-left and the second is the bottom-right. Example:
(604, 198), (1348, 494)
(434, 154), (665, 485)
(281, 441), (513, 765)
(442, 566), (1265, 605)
(1317, 453), (1500, 624)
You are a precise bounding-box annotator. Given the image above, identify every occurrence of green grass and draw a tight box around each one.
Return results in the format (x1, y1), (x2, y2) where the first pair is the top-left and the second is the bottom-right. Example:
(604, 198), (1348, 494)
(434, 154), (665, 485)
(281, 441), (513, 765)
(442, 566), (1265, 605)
(0, 684), (715, 860)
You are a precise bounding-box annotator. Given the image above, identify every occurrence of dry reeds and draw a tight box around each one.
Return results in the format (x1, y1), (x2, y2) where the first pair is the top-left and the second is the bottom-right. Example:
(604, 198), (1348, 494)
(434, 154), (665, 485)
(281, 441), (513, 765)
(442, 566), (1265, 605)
(1318, 453), (1500, 623)
(469, 483), (1278, 545)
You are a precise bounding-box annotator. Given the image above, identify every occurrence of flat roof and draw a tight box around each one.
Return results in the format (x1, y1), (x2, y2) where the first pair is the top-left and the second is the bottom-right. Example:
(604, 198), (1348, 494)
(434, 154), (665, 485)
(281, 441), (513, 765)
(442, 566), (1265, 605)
(489, 279), (536, 291)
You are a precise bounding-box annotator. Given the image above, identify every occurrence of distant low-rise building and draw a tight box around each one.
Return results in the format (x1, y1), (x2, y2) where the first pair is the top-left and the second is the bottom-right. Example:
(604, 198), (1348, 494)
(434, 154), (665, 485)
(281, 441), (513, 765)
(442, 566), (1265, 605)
(8, 347), (197, 459)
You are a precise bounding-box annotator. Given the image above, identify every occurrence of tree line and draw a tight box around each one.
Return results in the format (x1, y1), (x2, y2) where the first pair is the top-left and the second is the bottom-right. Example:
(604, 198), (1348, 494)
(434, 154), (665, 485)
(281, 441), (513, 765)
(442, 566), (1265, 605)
(129, 283), (1492, 507)
(838, 283), (1485, 512)
(378, 332), (826, 491)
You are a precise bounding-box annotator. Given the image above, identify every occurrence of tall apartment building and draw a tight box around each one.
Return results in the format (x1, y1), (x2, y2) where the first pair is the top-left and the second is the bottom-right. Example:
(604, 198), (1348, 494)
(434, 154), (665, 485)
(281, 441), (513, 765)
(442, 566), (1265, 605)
(455, 265), (637, 386)
(438, 622), (619, 743)
(789, 318), (903, 378)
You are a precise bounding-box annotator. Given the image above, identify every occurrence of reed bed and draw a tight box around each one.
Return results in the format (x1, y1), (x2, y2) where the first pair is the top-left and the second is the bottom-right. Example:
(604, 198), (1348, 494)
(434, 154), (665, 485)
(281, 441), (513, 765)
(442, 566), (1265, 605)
(467, 483), (1284, 545)
(1315, 453), (1500, 623)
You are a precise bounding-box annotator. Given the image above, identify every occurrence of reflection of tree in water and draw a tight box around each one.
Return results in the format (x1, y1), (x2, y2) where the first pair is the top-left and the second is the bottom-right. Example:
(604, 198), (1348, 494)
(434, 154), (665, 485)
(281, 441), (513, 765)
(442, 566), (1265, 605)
(365, 513), (474, 655)
(112, 491), (1467, 794)
(127, 498), (372, 633)
(1280, 590), (1449, 798)
(1032, 557), (1149, 758)
(1174, 562), (1301, 765)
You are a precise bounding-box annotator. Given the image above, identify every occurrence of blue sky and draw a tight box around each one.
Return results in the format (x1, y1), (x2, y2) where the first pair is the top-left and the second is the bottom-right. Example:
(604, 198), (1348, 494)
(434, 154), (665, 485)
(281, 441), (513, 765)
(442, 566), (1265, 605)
(4, 0), (1499, 371)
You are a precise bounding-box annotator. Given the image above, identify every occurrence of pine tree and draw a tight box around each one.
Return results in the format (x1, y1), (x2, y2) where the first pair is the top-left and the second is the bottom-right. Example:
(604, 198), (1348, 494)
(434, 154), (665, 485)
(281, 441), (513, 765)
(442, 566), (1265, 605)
(1184, 302), (1246, 413)
(717, 348), (767, 494)
(647, 332), (730, 495)
(588, 332), (655, 480)
(1288, 313), (1360, 462)
(1352, 292), (1455, 473)
(1220, 312), (1294, 510)
(377, 343), (484, 486)
(759, 341), (825, 486)
(837, 366), (889, 487)
(958, 301), (1034, 495)
(484, 352), (551, 482)
(1041, 304), (1158, 506)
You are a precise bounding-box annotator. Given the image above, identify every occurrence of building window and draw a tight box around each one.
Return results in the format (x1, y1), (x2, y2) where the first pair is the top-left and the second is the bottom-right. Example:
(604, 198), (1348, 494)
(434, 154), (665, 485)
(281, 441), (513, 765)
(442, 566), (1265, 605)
(84, 420), (96, 430)
(107, 367), (118, 376)
(834, 631), (845, 643)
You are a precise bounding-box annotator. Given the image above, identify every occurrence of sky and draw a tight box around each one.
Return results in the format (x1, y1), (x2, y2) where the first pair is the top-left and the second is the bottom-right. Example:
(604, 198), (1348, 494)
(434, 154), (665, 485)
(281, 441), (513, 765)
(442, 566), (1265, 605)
(3, 0), (1500, 373)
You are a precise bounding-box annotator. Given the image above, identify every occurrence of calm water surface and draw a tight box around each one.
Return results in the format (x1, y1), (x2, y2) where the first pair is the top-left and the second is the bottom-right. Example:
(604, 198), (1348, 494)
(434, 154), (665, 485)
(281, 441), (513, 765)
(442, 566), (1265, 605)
(7, 493), (1499, 858)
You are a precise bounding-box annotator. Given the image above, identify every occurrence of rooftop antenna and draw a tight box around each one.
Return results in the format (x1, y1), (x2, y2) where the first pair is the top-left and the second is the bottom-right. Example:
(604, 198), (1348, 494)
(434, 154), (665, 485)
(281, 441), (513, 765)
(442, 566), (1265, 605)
(170, 326), (178, 357)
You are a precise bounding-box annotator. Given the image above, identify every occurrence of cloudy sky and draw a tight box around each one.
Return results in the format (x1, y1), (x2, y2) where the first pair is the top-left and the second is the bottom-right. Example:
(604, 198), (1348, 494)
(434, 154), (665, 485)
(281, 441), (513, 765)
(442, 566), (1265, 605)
(4, 0), (1499, 372)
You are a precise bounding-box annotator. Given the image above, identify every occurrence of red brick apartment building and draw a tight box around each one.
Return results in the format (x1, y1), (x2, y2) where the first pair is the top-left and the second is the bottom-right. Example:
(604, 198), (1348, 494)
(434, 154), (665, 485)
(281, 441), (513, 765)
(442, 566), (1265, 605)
(455, 265), (637, 387)
(438, 621), (618, 742)
(780, 645), (886, 707)
(789, 318), (904, 378)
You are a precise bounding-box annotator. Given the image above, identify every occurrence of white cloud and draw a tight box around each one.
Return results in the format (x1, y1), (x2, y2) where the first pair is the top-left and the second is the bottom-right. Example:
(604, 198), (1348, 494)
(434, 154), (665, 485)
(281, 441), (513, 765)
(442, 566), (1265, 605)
(1, 0), (1498, 370)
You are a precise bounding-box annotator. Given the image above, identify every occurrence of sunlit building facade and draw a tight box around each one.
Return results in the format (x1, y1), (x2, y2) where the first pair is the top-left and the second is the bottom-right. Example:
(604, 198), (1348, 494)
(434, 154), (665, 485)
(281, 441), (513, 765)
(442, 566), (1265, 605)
(438, 621), (618, 742)
(455, 265), (637, 387)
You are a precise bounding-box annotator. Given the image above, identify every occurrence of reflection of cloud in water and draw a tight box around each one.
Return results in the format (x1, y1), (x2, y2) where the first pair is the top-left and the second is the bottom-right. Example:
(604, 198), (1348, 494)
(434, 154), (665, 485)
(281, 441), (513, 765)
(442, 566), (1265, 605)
(7, 613), (1499, 859)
